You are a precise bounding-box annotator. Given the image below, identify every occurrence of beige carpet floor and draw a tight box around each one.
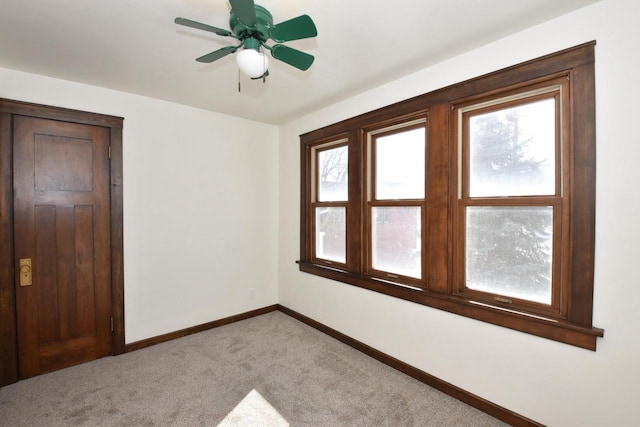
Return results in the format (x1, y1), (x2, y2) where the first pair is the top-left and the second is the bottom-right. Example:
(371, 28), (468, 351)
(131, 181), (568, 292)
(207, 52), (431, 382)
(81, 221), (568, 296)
(0, 311), (508, 426)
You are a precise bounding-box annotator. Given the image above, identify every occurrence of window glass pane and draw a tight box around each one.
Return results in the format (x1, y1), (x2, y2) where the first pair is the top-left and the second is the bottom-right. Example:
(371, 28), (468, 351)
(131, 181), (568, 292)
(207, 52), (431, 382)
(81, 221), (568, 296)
(318, 145), (348, 202)
(315, 207), (346, 263)
(372, 206), (421, 278)
(375, 128), (425, 200)
(465, 206), (553, 304)
(469, 98), (556, 197)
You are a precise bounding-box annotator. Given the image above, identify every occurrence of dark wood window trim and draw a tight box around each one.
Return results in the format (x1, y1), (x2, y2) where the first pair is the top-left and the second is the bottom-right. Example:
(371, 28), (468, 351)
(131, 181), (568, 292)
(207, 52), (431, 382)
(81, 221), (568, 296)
(309, 137), (350, 268)
(365, 118), (428, 286)
(452, 76), (570, 320)
(0, 99), (125, 386)
(298, 42), (603, 350)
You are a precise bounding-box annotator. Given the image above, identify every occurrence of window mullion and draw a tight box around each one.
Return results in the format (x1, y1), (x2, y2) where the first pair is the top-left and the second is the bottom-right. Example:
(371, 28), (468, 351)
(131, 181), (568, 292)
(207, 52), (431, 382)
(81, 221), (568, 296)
(347, 129), (362, 272)
(299, 43), (602, 350)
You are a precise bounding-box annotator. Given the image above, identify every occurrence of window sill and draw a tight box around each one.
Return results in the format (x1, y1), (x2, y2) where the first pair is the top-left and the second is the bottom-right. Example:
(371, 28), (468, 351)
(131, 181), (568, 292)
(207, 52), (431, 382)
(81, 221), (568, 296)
(297, 261), (604, 350)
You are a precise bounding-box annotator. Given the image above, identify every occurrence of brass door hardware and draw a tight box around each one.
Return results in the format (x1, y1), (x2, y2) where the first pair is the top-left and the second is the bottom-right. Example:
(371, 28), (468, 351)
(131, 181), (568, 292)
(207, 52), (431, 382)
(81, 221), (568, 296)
(19, 258), (32, 286)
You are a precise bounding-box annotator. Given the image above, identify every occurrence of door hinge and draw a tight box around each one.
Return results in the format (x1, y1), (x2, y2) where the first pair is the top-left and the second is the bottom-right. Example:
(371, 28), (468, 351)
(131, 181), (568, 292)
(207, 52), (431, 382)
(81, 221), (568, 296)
(108, 145), (111, 159)
(110, 316), (114, 332)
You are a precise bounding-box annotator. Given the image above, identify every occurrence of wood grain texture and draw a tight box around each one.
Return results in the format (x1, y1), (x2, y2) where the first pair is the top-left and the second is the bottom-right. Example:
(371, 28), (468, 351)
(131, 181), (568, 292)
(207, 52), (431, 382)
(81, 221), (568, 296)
(13, 116), (111, 378)
(568, 62), (597, 327)
(426, 104), (451, 294)
(109, 124), (126, 356)
(35, 206), (58, 344)
(0, 98), (124, 385)
(0, 112), (18, 386)
(298, 42), (603, 350)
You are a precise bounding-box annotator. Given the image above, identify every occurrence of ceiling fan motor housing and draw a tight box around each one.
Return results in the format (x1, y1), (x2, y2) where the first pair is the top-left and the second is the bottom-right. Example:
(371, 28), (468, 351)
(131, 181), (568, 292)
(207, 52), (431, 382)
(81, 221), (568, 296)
(230, 4), (273, 44)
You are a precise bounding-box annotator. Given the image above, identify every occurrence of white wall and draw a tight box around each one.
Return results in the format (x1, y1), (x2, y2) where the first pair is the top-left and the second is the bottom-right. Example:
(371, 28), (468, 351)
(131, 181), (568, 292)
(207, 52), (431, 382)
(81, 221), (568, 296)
(0, 68), (280, 343)
(2, 0), (638, 423)
(278, 0), (640, 425)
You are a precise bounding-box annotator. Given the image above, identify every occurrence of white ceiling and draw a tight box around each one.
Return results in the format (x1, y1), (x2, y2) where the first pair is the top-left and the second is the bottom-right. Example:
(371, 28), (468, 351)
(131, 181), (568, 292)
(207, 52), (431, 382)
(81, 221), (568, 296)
(0, 0), (599, 125)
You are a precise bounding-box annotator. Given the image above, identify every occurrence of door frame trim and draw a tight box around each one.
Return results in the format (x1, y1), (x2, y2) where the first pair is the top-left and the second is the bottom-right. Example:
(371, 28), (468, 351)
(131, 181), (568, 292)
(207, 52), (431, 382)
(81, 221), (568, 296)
(0, 98), (125, 386)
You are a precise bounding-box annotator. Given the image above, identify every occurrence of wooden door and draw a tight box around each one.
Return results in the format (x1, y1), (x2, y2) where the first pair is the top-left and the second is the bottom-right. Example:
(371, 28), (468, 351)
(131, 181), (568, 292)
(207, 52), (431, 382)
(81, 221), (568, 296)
(13, 115), (112, 378)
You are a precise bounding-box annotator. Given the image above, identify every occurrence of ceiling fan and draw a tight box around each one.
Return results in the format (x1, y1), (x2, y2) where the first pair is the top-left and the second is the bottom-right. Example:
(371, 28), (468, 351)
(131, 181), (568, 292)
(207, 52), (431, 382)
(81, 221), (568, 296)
(175, 0), (318, 80)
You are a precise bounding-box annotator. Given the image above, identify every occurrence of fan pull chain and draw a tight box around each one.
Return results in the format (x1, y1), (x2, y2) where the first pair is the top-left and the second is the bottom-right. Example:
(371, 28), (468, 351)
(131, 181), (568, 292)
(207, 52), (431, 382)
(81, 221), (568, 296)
(238, 69), (241, 93)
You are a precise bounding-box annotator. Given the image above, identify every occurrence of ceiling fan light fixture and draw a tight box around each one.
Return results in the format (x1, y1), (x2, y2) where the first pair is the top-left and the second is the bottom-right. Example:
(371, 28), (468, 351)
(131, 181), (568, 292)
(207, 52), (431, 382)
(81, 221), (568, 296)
(175, 0), (317, 79)
(236, 47), (269, 79)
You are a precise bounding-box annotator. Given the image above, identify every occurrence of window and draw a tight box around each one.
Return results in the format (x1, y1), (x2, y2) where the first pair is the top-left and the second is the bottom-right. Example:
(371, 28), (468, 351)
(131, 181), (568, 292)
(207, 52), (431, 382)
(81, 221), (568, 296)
(367, 121), (426, 283)
(311, 140), (348, 265)
(298, 42), (603, 350)
(454, 80), (568, 319)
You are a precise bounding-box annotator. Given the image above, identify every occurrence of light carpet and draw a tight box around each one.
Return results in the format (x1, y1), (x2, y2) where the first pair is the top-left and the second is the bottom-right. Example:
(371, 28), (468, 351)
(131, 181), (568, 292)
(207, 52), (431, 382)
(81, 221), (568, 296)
(0, 311), (507, 426)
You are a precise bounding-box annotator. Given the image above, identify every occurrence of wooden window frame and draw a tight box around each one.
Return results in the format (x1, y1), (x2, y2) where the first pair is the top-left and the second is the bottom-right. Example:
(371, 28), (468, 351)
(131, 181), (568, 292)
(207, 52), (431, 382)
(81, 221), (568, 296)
(453, 78), (569, 320)
(365, 119), (427, 286)
(298, 42), (603, 350)
(308, 137), (350, 268)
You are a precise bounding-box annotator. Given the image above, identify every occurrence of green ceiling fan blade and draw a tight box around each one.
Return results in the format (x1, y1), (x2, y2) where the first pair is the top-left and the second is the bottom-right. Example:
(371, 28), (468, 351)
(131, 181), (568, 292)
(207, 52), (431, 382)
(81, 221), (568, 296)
(229, 0), (256, 27)
(271, 44), (314, 71)
(269, 15), (317, 43)
(176, 2), (318, 77)
(174, 17), (232, 37)
(196, 46), (237, 63)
